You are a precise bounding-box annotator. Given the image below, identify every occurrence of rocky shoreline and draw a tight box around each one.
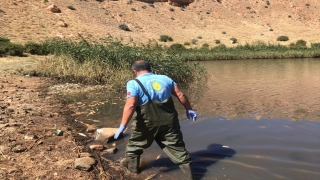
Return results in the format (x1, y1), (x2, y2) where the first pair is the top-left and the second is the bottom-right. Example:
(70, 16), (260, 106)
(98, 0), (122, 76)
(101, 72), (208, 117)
(0, 74), (137, 180)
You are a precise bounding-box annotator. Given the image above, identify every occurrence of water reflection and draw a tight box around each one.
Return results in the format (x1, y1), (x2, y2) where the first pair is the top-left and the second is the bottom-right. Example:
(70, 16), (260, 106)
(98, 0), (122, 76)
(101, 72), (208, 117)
(194, 58), (320, 121)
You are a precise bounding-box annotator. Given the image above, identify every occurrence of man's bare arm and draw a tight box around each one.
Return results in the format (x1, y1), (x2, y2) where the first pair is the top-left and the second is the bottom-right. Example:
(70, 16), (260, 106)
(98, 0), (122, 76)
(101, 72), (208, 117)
(119, 96), (138, 126)
(172, 85), (193, 110)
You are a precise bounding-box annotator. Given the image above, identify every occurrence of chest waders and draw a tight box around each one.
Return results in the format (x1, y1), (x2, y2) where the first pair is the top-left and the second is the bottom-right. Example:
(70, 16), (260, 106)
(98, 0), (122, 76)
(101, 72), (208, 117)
(124, 79), (194, 179)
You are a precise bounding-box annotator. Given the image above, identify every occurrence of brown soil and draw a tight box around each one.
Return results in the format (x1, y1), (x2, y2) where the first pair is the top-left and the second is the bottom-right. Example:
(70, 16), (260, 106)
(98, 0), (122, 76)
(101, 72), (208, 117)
(0, 0), (319, 179)
(0, 58), (138, 179)
(0, 0), (319, 46)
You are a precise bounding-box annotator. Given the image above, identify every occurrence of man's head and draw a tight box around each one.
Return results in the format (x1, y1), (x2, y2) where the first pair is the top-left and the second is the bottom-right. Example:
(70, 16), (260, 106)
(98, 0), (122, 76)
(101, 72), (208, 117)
(132, 60), (152, 76)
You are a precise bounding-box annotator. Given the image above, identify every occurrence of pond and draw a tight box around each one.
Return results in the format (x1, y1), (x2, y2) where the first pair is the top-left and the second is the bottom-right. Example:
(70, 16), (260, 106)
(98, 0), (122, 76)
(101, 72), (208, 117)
(62, 58), (320, 179)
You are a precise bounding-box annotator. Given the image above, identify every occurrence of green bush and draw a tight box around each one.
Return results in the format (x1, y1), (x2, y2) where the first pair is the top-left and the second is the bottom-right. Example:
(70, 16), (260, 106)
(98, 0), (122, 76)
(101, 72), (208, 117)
(295, 39), (307, 47)
(277, 36), (289, 41)
(159, 35), (173, 42)
(0, 37), (10, 43)
(0, 43), (24, 57)
(24, 41), (50, 55)
(230, 37), (237, 44)
(311, 43), (320, 49)
(67, 5), (76, 10)
(119, 24), (130, 31)
(201, 43), (209, 49)
(169, 43), (186, 51)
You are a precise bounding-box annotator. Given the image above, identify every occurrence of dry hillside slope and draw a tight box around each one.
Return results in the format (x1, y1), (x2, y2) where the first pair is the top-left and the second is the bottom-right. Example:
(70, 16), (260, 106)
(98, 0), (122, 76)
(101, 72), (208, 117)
(0, 0), (319, 46)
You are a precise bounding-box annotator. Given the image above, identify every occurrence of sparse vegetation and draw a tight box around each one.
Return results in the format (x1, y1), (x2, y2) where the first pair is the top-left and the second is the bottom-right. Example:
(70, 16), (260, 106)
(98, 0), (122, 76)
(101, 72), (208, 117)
(230, 37), (238, 44)
(119, 24), (130, 31)
(215, 40), (221, 44)
(277, 36), (289, 41)
(67, 5), (76, 10)
(184, 42), (191, 46)
(159, 35), (173, 42)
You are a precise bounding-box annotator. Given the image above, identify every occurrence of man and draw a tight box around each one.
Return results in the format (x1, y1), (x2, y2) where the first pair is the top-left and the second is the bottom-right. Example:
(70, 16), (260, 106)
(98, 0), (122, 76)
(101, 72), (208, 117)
(114, 60), (197, 179)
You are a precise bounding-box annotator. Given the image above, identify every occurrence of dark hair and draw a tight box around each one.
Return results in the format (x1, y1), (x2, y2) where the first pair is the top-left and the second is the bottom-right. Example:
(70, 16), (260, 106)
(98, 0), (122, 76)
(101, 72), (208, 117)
(132, 60), (152, 72)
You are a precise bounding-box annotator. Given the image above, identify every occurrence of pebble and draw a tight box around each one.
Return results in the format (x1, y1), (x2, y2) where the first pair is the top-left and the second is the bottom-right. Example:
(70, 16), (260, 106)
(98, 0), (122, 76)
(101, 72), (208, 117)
(12, 145), (26, 153)
(74, 157), (96, 171)
(102, 147), (118, 154)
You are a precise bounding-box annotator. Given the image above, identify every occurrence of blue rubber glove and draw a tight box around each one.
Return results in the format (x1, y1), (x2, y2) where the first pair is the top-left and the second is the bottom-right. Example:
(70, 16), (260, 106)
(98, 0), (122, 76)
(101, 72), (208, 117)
(186, 110), (197, 121)
(114, 124), (126, 139)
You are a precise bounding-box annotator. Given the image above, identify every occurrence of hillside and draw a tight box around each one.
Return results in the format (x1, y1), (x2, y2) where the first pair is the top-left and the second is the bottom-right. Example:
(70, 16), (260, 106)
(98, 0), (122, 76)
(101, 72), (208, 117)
(0, 0), (319, 47)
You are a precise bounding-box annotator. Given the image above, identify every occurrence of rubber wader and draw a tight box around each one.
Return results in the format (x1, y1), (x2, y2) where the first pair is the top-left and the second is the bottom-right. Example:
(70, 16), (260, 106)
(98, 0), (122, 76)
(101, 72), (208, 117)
(124, 79), (192, 175)
(179, 163), (194, 180)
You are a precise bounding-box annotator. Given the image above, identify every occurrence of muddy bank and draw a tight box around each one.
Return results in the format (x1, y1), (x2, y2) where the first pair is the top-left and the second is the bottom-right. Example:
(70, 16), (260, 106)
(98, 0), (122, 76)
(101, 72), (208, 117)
(0, 71), (138, 179)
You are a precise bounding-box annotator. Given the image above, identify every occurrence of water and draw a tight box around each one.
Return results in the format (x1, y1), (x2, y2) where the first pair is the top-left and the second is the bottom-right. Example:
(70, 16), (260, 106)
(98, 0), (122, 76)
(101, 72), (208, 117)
(62, 58), (320, 179)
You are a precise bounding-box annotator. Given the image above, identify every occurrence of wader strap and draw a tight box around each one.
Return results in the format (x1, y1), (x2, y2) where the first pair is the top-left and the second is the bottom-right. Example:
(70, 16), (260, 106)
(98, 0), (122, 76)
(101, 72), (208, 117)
(134, 79), (151, 101)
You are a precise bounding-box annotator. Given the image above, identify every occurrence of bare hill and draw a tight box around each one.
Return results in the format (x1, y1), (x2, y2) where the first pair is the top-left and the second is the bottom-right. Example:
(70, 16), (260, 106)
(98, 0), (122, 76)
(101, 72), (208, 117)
(0, 0), (319, 47)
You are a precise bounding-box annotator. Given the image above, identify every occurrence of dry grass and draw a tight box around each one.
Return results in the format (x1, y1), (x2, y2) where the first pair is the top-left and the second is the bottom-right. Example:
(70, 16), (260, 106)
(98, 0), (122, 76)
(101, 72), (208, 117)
(0, 0), (319, 47)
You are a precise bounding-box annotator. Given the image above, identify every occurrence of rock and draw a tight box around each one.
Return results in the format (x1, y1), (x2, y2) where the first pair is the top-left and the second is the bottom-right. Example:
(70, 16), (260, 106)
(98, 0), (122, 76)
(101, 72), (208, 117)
(88, 141), (104, 151)
(75, 157), (96, 171)
(94, 128), (121, 142)
(102, 147), (118, 154)
(136, 0), (194, 6)
(8, 167), (22, 174)
(58, 21), (68, 27)
(47, 4), (61, 13)
(12, 145), (26, 153)
(79, 152), (93, 157)
(24, 133), (38, 140)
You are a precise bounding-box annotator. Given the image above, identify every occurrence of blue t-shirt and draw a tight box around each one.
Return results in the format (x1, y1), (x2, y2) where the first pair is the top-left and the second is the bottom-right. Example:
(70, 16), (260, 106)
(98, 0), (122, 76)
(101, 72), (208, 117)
(126, 73), (177, 106)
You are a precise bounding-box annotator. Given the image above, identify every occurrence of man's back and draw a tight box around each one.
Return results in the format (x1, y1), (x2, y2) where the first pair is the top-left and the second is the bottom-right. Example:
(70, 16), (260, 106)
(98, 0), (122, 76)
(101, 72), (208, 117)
(126, 72), (177, 106)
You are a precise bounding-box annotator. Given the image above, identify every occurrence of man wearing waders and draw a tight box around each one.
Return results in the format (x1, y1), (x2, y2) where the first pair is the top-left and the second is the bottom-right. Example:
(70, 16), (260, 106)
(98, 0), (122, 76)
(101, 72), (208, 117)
(114, 60), (197, 179)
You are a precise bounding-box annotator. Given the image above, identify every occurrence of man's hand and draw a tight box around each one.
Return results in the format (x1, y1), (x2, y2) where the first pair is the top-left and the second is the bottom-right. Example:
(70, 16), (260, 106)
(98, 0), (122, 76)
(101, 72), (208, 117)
(186, 110), (197, 121)
(114, 124), (126, 139)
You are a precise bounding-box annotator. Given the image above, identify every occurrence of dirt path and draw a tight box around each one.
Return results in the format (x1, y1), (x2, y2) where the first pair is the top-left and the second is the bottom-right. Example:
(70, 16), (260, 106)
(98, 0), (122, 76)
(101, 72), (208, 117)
(0, 57), (136, 179)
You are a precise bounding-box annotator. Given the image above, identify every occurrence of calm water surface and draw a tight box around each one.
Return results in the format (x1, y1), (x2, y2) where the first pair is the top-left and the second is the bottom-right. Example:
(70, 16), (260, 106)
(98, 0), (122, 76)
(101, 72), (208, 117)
(62, 58), (320, 180)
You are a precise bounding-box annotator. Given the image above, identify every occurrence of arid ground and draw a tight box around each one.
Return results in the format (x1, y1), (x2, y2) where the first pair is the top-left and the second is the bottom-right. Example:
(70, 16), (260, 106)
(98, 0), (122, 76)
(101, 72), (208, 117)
(0, 0), (319, 179)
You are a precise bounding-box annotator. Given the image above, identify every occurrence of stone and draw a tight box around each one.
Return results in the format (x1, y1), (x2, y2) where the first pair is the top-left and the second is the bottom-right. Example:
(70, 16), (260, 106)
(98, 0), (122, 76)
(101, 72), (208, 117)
(12, 145), (26, 153)
(75, 157), (96, 171)
(24, 133), (38, 140)
(58, 21), (68, 27)
(102, 147), (118, 154)
(94, 128), (120, 142)
(47, 4), (61, 13)
(136, 0), (194, 6)
(88, 141), (104, 151)
(79, 152), (93, 157)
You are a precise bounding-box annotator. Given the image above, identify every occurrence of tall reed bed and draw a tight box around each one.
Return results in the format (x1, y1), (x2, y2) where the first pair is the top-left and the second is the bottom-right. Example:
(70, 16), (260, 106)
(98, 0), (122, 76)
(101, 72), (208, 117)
(172, 42), (320, 61)
(36, 38), (206, 88)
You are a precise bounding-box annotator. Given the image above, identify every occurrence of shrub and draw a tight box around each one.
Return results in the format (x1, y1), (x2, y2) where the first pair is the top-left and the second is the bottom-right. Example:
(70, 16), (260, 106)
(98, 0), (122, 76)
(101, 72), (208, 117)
(0, 43), (24, 57)
(119, 24), (130, 31)
(169, 43), (186, 51)
(215, 39), (221, 44)
(141, 5), (147, 9)
(201, 43), (209, 49)
(197, 36), (202, 39)
(24, 41), (50, 55)
(230, 37), (237, 44)
(159, 35), (173, 42)
(277, 36), (289, 41)
(295, 39), (307, 47)
(311, 43), (320, 49)
(191, 39), (198, 45)
(169, 8), (174, 12)
(184, 42), (191, 46)
(222, 31), (226, 34)
(131, 8), (136, 11)
(0, 37), (10, 43)
(67, 5), (76, 10)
